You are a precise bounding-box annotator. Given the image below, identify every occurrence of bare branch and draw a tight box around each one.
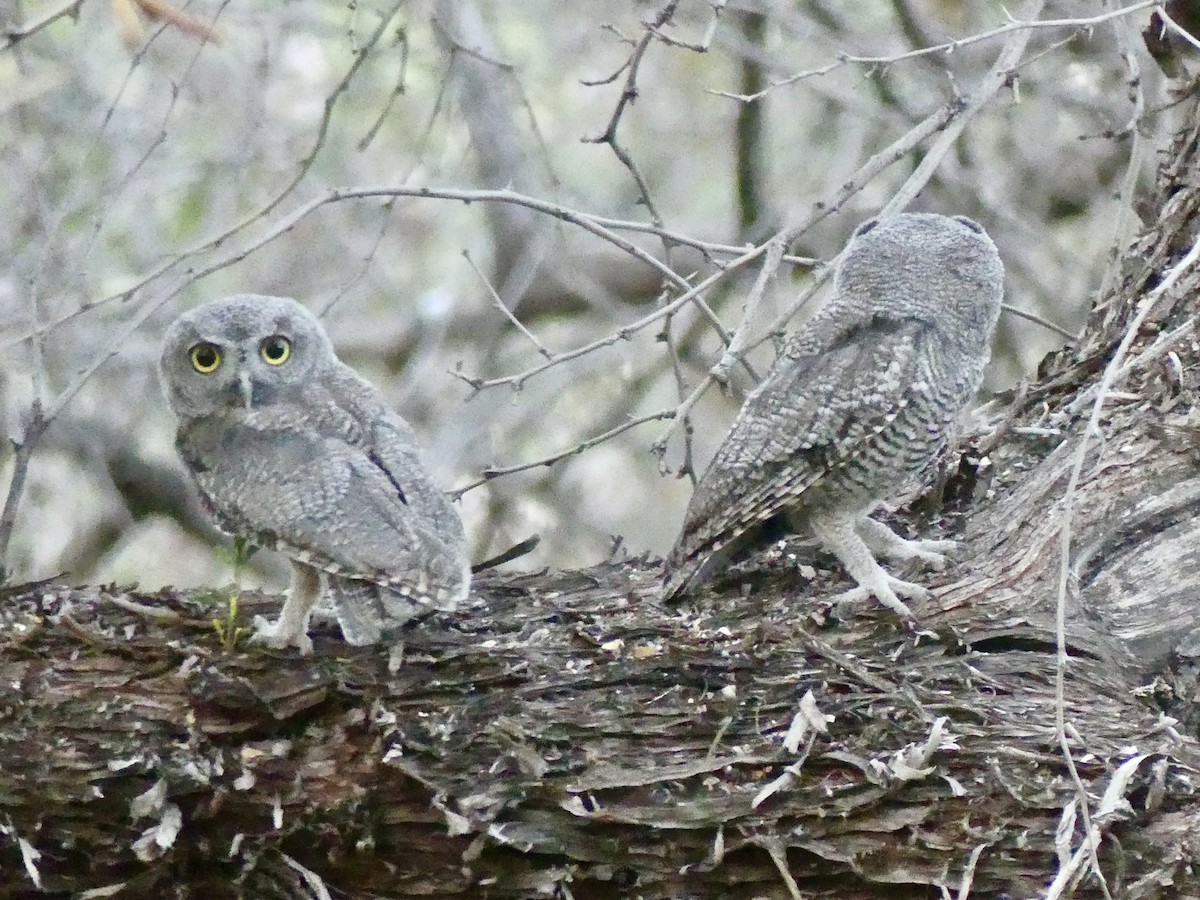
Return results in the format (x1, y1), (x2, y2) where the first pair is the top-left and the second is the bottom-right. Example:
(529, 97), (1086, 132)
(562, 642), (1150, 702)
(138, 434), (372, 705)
(733, 99), (965, 362)
(1157, 2), (1200, 52)
(1000, 304), (1077, 342)
(658, 311), (698, 484)
(1052, 229), (1200, 900)
(15, 186), (794, 352)
(651, 374), (718, 473)
(30, 0), (408, 338)
(646, 0), (726, 52)
(710, 235), (784, 385)
(1, 267), (51, 574)
(447, 240), (762, 391)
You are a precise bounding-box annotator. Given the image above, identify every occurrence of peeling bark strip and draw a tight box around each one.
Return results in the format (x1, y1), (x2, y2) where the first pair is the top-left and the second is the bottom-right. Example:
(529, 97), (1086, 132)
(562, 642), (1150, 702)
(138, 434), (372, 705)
(5, 77), (1200, 900)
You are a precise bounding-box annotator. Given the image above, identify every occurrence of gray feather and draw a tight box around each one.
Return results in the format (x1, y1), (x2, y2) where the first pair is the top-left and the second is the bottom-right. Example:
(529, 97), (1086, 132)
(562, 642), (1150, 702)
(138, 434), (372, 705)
(160, 293), (470, 650)
(664, 213), (1004, 604)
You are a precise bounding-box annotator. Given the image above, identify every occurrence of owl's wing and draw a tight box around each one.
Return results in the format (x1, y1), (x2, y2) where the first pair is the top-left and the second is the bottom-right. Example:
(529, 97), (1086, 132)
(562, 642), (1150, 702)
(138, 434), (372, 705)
(367, 411), (469, 557)
(182, 421), (467, 606)
(321, 368), (470, 574)
(664, 314), (933, 596)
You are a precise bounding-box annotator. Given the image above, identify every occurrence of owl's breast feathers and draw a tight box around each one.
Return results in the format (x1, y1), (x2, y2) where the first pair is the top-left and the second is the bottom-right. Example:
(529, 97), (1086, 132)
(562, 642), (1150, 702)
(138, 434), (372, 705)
(177, 411), (464, 601)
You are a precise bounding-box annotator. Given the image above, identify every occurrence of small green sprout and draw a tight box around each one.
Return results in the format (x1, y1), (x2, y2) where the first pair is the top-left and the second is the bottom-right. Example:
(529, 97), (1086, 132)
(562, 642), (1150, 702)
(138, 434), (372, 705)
(209, 536), (259, 651)
(212, 592), (248, 651)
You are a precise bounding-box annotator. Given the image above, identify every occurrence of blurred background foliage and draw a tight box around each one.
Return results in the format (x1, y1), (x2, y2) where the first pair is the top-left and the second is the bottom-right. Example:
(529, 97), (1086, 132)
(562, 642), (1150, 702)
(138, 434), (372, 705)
(0, 0), (1181, 592)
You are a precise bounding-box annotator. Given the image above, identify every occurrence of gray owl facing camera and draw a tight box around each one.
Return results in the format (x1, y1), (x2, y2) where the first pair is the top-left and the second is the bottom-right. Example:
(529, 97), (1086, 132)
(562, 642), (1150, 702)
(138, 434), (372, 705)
(160, 294), (470, 654)
(663, 213), (1004, 618)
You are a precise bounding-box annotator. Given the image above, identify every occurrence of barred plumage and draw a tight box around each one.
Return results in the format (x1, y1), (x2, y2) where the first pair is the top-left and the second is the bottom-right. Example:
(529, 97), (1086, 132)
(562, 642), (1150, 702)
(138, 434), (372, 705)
(663, 213), (1004, 618)
(160, 294), (470, 654)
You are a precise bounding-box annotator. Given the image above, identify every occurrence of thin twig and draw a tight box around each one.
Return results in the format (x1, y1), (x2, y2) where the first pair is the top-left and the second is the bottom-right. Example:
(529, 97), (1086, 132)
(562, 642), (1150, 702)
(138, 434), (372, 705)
(449, 241), (763, 392)
(748, 98), (968, 354)
(103, 592), (183, 621)
(1001, 304), (1077, 341)
(736, 1), (1044, 366)
(0, 271), (51, 574)
(759, 837), (803, 900)
(11, 188), (812, 352)
(659, 309), (698, 483)
(711, 235), (784, 384)
(651, 374), (718, 475)
(1044, 15), (1157, 898)
(1157, 3), (1200, 52)
(21, 0), (407, 343)
(10, 185), (761, 443)
(462, 250), (552, 359)
(452, 408), (677, 497)
(647, 0), (726, 51)
(325, 52), (459, 318)
(74, 2), (231, 299)
(1118, 314), (1196, 379)
(584, 0), (682, 229)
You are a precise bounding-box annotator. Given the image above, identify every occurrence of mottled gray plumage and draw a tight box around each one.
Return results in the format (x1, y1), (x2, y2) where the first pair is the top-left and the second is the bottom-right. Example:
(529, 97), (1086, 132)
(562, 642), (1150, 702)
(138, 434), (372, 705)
(160, 294), (470, 653)
(663, 213), (1004, 617)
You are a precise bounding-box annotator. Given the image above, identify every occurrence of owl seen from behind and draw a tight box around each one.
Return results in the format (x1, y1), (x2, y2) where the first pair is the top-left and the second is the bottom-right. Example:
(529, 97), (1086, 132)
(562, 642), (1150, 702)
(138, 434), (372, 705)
(160, 294), (470, 654)
(663, 213), (1005, 618)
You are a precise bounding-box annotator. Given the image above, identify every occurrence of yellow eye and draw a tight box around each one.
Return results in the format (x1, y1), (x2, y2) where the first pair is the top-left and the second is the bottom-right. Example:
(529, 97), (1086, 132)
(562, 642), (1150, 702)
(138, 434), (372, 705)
(189, 342), (222, 374)
(260, 335), (291, 365)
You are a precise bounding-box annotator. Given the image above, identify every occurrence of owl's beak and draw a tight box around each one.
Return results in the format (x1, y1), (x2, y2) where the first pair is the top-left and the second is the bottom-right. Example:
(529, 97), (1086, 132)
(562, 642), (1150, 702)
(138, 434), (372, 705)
(239, 371), (254, 409)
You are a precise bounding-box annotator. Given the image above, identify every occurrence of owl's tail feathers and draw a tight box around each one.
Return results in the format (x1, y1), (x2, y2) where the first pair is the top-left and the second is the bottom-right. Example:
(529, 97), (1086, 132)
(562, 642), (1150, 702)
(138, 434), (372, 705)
(660, 541), (727, 602)
(661, 522), (767, 601)
(327, 552), (470, 647)
(326, 580), (397, 646)
(375, 537), (472, 613)
(327, 578), (460, 647)
(660, 556), (701, 602)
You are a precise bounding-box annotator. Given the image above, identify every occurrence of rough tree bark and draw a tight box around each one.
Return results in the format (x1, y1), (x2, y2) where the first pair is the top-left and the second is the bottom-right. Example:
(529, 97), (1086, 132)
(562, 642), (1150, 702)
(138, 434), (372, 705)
(5, 119), (1200, 900)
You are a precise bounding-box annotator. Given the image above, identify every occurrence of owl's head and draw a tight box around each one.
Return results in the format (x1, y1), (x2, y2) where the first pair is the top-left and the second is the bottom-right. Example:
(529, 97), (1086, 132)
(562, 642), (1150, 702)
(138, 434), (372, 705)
(836, 212), (1004, 344)
(159, 294), (336, 419)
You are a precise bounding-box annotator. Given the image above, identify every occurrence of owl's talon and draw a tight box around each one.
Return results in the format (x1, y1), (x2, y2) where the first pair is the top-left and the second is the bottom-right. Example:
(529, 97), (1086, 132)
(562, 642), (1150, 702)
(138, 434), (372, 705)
(831, 574), (929, 620)
(914, 538), (959, 555)
(903, 538), (957, 571)
(855, 520), (958, 570)
(911, 549), (950, 571)
(250, 614), (314, 656)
